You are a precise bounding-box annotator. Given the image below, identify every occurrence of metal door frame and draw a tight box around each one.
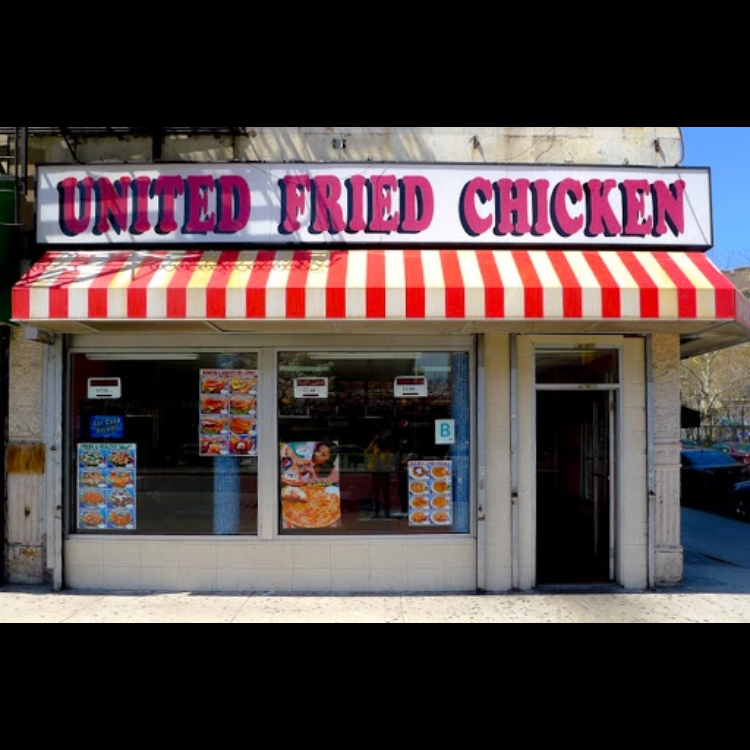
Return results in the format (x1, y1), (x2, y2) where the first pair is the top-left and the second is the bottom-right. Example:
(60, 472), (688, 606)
(533, 348), (622, 584)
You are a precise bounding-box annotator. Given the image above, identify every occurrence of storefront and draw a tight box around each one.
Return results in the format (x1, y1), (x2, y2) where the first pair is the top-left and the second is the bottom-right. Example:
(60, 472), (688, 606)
(10, 161), (750, 593)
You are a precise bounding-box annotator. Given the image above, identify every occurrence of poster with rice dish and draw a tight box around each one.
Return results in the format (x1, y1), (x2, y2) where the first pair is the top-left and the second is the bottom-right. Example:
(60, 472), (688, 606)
(408, 461), (454, 527)
(77, 444), (137, 531)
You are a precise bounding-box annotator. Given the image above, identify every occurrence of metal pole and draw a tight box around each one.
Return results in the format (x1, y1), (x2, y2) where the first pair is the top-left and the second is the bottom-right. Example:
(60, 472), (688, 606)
(19, 126), (28, 195)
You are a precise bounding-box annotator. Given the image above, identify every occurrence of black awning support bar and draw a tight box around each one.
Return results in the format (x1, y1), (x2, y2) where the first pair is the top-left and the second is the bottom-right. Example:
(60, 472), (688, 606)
(58, 127), (81, 164)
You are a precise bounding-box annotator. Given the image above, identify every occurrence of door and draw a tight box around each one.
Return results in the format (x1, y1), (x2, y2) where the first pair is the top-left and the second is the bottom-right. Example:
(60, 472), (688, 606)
(0, 326), (8, 582)
(536, 389), (615, 585)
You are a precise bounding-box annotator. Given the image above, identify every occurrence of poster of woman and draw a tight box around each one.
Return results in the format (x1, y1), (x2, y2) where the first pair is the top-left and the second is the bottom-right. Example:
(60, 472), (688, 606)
(280, 442), (342, 530)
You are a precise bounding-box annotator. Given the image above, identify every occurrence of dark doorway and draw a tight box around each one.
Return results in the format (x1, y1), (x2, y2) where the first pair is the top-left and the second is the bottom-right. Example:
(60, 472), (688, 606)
(0, 326), (8, 583)
(537, 390), (614, 585)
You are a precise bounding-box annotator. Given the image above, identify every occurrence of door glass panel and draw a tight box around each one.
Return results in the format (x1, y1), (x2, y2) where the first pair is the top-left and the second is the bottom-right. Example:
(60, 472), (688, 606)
(536, 350), (619, 385)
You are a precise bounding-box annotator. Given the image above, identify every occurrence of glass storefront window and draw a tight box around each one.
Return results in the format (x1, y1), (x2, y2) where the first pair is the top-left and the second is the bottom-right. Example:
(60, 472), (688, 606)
(278, 351), (472, 536)
(70, 353), (259, 536)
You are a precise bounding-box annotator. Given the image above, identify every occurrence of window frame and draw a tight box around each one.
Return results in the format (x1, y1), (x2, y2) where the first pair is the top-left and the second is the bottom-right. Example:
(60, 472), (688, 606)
(65, 337), (478, 541)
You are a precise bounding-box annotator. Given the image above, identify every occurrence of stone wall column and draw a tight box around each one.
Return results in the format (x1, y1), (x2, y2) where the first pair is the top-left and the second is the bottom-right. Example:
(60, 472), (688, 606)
(651, 334), (683, 585)
(6, 327), (47, 584)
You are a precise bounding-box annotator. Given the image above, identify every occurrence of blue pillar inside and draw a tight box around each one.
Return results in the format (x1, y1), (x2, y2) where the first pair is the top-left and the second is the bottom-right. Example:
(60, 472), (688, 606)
(214, 354), (241, 535)
(451, 353), (471, 534)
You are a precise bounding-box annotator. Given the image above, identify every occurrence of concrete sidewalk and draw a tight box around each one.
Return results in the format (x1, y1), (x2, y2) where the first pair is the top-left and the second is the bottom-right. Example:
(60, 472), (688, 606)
(0, 582), (748, 623)
(1, 509), (748, 623)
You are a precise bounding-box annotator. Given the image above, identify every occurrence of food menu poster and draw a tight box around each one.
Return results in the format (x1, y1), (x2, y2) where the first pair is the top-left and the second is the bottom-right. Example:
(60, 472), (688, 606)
(408, 461), (454, 528)
(200, 370), (259, 457)
(78, 444), (137, 531)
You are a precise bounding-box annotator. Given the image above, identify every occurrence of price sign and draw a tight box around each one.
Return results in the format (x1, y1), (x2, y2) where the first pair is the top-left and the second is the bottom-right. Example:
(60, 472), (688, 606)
(395, 376), (428, 398)
(294, 378), (330, 400)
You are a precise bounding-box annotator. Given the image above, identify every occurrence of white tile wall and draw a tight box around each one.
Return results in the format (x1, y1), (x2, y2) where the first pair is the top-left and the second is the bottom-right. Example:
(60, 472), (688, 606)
(66, 538), (478, 594)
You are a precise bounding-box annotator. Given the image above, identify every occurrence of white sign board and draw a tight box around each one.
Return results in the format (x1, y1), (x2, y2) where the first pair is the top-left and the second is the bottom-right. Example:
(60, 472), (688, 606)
(436, 420), (457, 446)
(294, 378), (329, 400)
(88, 378), (122, 400)
(395, 376), (429, 398)
(37, 164), (713, 249)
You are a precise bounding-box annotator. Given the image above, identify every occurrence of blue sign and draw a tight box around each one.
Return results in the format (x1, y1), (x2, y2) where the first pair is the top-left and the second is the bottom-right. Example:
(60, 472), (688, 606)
(90, 416), (125, 441)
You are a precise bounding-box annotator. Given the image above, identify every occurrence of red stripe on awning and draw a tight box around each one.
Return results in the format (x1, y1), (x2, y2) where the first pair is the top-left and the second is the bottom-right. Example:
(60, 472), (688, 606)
(326, 250), (349, 319)
(246, 250), (275, 319)
(584, 250), (622, 319)
(653, 252), (697, 319)
(286, 250), (312, 319)
(441, 250), (466, 319)
(366, 250), (387, 319)
(512, 251), (544, 319)
(475, 251), (504, 318)
(11, 250), (746, 335)
(691, 253), (737, 319)
(404, 250), (426, 319)
(618, 252), (661, 318)
(548, 252), (583, 319)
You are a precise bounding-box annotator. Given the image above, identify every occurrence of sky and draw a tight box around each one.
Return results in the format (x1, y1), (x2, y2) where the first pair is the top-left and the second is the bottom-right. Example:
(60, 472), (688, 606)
(681, 127), (750, 270)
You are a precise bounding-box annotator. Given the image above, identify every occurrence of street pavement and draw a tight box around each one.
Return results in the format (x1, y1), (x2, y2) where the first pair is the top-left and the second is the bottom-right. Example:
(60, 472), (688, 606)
(1, 508), (749, 623)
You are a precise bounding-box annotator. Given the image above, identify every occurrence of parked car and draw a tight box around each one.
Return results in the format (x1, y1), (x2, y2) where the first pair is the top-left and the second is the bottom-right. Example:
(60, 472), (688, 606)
(712, 442), (750, 466)
(681, 439), (700, 449)
(730, 481), (750, 522)
(680, 449), (748, 510)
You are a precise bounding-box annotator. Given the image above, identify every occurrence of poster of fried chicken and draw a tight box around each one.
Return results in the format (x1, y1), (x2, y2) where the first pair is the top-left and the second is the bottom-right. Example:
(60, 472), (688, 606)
(200, 370), (259, 457)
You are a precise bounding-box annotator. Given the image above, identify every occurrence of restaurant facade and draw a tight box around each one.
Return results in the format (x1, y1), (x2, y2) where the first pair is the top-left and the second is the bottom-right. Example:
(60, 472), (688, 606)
(6, 126), (750, 594)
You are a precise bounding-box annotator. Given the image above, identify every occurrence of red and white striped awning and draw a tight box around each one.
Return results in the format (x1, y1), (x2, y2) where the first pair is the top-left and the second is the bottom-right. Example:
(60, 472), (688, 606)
(12, 249), (749, 331)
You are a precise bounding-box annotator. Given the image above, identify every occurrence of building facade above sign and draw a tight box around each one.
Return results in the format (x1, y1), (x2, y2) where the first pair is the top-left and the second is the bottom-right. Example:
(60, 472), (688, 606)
(36, 163), (713, 249)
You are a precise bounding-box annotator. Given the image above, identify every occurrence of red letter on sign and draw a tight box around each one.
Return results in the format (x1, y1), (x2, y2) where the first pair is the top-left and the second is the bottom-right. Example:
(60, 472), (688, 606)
(652, 180), (686, 237)
(131, 176), (152, 235)
(346, 176), (368, 234)
(496, 179), (532, 236)
(185, 175), (216, 235)
(153, 176), (186, 235)
(369, 175), (400, 233)
(531, 180), (552, 236)
(400, 176), (435, 234)
(622, 180), (654, 237)
(585, 179), (623, 237)
(58, 177), (94, 237)
(552, 179), (585, 237)
(460, 178), (494, 237)
(217, 176), (252, 235)
(94, 178), (131, 235)
(312, 176), (347, 234)
(280, 176), (312, 234)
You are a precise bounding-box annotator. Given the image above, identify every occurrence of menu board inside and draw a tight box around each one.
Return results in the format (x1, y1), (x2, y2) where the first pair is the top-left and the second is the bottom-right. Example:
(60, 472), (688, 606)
(408, 461), (454, 528)
(200, 370), (259, 457)
(77, 444), (137, 531)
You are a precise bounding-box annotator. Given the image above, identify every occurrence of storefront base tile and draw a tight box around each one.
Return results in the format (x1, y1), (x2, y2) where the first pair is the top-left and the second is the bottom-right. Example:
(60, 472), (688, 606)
(64, 538), (479, 595)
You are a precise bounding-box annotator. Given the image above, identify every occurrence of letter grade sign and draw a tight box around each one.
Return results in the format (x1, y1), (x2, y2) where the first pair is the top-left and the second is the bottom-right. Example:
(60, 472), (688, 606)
(37, 163), (713, 249)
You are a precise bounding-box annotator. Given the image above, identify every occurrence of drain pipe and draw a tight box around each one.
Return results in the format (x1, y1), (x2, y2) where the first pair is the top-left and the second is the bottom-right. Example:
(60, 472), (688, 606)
(510, 335), (521, 591)
(476, 336), (487, 593)
(646, 336), (657, 591)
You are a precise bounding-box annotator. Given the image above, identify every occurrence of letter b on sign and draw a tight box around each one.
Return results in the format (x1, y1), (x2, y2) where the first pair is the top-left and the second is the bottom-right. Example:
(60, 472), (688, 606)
(436, 420), (456, 446)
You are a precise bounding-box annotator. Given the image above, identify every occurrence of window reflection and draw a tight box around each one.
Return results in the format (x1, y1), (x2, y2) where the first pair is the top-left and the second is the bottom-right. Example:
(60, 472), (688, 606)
(71, 354), (259, 536)
(278, 352), (472, 536)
